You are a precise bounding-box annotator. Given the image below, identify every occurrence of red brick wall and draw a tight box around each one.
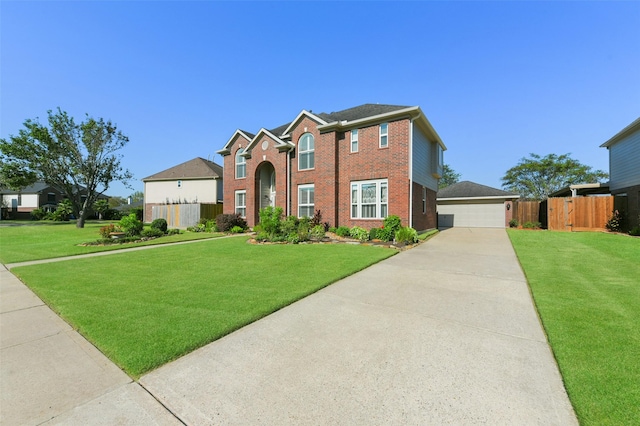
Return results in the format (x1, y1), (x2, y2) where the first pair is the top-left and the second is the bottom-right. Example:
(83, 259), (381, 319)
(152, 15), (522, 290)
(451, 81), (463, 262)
(411, 183), (437, 231)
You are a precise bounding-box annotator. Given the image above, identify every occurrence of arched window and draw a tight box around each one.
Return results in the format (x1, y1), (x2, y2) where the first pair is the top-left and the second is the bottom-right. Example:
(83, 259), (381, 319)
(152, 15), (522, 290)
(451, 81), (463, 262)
(298, 133), (314, 170)
(235, 150), (246, 179)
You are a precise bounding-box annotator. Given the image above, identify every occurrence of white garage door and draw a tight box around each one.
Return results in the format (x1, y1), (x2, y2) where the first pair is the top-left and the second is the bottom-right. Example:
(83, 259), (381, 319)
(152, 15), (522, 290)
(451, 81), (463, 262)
(437, 203), (505, 228)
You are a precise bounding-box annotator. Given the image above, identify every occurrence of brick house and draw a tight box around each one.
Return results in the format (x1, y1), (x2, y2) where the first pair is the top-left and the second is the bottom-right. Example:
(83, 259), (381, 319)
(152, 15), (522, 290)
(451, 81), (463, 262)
(216, 104), (446, 231)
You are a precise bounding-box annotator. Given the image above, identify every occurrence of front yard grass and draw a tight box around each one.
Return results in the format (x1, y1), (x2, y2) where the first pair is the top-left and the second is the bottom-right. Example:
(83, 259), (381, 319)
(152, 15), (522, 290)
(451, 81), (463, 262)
(0, 221), (222, 264)
(11, 236), (396, 378)
(507, 230), (639, 425)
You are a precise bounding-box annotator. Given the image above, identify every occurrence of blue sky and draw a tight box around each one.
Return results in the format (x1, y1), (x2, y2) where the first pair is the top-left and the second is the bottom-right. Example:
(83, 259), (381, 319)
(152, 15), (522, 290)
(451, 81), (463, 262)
(2, 1), (639, 197)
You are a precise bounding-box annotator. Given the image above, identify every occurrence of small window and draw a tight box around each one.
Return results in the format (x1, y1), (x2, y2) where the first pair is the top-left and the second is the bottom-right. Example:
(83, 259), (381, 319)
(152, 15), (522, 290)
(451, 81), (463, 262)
(17, 194), (22, 206)
(235, 190), (246, 217)
(422, 187), (427, 214)
(177, 180), (182, 188)
(351, 129), (358, 153)
(379, 123), (388, 148)
(351, 179), (388, 219)
(298, 184), (315, 218)
(298, 133), (315, 170)
(236, 150), (246, 179)
(47, 193), (56, 203)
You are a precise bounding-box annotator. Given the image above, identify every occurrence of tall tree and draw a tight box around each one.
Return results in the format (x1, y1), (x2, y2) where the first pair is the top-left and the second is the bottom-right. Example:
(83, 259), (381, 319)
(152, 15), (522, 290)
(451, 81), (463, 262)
(439, 164), (462, 189)
(501, 153), (608, 200)
(0, 108), (133, 228)
(129, 190), (144, 202)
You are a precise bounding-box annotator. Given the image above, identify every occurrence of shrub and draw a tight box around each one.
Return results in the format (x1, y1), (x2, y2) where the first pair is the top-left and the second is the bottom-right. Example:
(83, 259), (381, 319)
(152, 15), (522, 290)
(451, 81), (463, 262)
(130, 206), (144, 221)
(523, 221), (541, 229)
(297, 218), (310, 242)
(216, 213), (248, 233)
(383, 215), (402, 234)
(103, 208), (122, 220)
(369, 227), (380, 240)
(606, 210), (626, 233)
(328, 226), (337, 234)
(205, 220), (218, 232)
(281, 216), (299, 237)
(395, 226), (418, 244)
(167, 228), (180, 235)
(350, 226), (369, 242)
(335, 226), (351, 237)
(258, 206), (283, 237)
(30, 208), (46, 220)
(310, 224), (326, 241)
(187, 224), (206, 232)
(150, 218), (168, 233)
(118, 213), (143, 237)
(229, 225), (244, 234)
(509, 219), (519, 228)
(99, 224), (118, 239)
(141, 228), (164, 238)
(377, 226), (394, 242)
(629, 226), (640, 237)
(310, 209), (323, 227)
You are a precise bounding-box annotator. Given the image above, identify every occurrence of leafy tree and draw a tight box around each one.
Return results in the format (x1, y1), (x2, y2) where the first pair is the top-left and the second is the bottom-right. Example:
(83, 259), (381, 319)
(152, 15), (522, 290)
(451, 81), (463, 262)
(501, 153), (608, 200)
(129, 190), (144, 202)
(93, 199), (109, 220)
(108, 196), (127, 209)
(0, 108), (132, 228)
(439, 164), (461, 189)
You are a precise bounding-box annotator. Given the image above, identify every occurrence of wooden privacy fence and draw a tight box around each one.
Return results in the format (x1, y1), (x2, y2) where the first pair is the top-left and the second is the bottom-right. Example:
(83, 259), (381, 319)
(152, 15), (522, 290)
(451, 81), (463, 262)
(513, 201), (544, 226)
(547, 196), (614, 232)
(152, 203), (223, 228)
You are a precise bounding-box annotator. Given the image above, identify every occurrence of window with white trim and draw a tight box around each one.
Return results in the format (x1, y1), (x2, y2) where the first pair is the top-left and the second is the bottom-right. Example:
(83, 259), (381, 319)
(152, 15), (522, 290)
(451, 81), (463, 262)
(351, 179), (388, 219)
(235, 190), (246, 217)
(379, 123), (388, 148)
(351, 129), (358, 153)
(422, 187), (427, 214)
(236, 150), (246, 179)
(298, 133), (314, 170)
(298, 184), (314, 218)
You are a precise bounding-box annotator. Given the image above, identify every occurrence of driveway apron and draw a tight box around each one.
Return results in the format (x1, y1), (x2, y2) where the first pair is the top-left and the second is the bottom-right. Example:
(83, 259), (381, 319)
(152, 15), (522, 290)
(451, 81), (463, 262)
(140, 228), (577, 425)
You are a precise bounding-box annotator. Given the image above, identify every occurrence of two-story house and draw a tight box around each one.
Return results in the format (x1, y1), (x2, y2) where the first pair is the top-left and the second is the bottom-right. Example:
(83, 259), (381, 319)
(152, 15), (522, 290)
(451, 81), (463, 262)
(217, 104), (446, 231)
(600, 117), (640, 229)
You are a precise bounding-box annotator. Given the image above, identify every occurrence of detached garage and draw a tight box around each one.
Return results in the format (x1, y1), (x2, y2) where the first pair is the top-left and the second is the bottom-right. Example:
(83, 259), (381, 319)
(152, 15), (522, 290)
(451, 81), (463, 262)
(437, 181), (519, 228)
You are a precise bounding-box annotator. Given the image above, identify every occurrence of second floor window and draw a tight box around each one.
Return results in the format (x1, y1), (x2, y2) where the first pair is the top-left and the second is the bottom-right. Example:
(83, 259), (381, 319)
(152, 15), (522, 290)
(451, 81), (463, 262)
(236, 150), (246, 178)
(351, 129), (358, 152)
(380, 123), (388, 148)
(298, 133), (314, 170)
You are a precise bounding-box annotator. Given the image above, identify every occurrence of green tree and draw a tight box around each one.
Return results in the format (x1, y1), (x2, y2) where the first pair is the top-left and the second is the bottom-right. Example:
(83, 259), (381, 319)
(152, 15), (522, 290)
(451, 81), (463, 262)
(501, 153), (608, 200)
(108, 196), (127, 209)
(129, 190), (144, 202)
(93, 199), (109, 220)
(439, 164), (461, 189)
(0, 108), (132, 228)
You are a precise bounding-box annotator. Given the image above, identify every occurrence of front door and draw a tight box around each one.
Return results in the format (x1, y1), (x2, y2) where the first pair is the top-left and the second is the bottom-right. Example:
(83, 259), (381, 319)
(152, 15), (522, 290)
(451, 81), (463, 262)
(258, 162), (276, 210)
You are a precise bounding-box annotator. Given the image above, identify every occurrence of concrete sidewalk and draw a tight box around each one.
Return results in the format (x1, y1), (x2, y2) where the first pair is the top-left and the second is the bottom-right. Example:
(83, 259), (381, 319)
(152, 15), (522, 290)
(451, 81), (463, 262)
(0, 264), (181, 425)
(1, 228), (577, 424)
(140, 228), (577, 424)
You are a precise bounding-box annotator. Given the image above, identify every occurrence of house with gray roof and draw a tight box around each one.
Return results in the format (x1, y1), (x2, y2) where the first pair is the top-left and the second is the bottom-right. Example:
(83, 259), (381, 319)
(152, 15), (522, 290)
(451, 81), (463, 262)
(437, 181), (519, 228)
(217, 104), (446, 230)
(600, 117), (640, 229)
(142, 157), (223, 224)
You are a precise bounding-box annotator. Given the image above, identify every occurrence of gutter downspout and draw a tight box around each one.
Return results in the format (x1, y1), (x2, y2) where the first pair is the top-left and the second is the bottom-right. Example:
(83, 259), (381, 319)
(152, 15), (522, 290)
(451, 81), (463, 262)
(409, 116), (415, 228)
(287, 149), (291, 216)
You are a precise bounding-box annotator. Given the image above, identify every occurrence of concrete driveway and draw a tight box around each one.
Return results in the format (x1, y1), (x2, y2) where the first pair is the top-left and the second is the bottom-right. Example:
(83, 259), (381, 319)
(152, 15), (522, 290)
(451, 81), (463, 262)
(1, 227), (577, 424)
(140, 228), (577, 424)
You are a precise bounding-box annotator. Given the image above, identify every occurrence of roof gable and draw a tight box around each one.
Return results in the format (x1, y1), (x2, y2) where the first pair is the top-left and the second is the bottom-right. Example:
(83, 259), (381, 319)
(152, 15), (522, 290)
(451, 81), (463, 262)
(600, 117), (640, 148)
(243, 128), (295, 157)
(217, 130), (254, 156)
(143, 157), (223, 181)
(279, 110), (328, 138)
(438, 181), (519, 199)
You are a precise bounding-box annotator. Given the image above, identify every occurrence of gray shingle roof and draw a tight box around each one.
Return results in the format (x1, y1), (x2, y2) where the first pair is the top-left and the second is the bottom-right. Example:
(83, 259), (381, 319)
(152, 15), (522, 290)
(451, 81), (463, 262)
(317, 104), (411, 123)
(438, 181), (519, 199)
(0, 182), (52, 194)
(143, 157), (223, 181)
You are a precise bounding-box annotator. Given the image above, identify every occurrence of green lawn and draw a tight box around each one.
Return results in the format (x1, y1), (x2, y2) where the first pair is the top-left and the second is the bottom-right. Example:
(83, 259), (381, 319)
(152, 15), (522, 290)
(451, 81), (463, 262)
(0, 221), (222, 264)
(508, 230), (640, 425)
(11, 237), (396, 378)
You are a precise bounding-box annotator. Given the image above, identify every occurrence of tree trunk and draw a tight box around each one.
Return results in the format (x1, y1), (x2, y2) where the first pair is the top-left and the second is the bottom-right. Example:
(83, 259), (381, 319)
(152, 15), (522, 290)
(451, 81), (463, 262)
(76, 210), (87, 228)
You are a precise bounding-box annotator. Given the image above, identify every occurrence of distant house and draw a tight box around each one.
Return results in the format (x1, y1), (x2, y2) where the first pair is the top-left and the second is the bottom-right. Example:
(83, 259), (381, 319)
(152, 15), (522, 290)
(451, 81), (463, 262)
(600, 117), (640, 229)
(437, 181), (519, 228)
(0, 182), (108, 220)
(142, 157), (224, 224)
(217, 104), (446, 231)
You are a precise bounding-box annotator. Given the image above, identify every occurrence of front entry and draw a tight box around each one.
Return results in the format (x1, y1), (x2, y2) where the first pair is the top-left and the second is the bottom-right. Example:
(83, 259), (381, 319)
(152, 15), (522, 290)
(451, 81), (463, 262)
(256, 162), (276, 213)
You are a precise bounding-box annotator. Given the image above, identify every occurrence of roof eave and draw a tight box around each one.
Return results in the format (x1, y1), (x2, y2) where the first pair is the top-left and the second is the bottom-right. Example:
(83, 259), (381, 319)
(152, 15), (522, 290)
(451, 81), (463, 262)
(317, 106), (421, 133)
(600, 117), (640, 147)
(437, 195), (520, 201)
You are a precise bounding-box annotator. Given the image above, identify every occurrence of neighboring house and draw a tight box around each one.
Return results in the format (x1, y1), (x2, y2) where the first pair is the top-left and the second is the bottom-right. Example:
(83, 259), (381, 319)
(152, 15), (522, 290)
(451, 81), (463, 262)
(600, 117), (640, 229)
(216, 104), (446, 231)
(0, 182), (107, 220)
(142, 157), (224, 224)
(437, 181), (519, 228)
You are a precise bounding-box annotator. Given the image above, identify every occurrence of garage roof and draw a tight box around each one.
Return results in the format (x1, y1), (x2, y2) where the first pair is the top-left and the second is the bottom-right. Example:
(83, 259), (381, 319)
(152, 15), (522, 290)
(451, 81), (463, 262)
(438, 181), (519, 200)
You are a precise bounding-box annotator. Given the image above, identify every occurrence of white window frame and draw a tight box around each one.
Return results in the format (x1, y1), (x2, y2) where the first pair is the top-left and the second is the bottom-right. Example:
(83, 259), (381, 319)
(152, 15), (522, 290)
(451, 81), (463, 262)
(235, 190), (246, 217)
(235, 150), (246, 179)
(351, 129), (359, 153)
(298, 184), (315, 218)
(379, 123), (388, 148)
(350, 179), (388, 219)
(298, 133), (315, 170)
